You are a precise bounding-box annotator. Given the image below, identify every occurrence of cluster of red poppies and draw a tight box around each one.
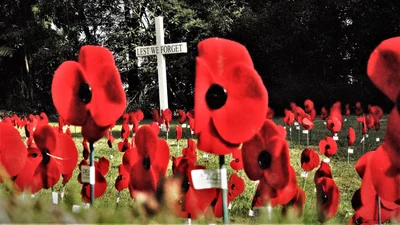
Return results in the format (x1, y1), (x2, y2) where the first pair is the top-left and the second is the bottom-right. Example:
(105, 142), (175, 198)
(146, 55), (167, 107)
(0, 115), (78, 194)
(349, 37), (400, 224)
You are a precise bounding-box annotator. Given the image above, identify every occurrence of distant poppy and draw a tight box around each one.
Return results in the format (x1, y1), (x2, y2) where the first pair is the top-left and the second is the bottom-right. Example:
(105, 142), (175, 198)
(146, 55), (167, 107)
(106, 129), (114, 148)
(319, 136), (338, 158)
(316, 177), (340, 223)
(304, 99), (314, 112)
(194, 38), (268, 155)
(181, 139), (197, 163)
(320, 107), (329, 120)
(14, 147), (42, 192)
(289, 102), (298, 114)
(0, 123), (27, 180)
(118, 138), (131, 152)
(326, 116), (341, 134)
(301, 148), (320, 172)
(228, 173), (245, 201)
(115, 164), (129, 191)
(355, 102), (363, 116)
(130, 116), (139, 134)
(121, 122), (130, 139)
(51, 45), (126, 142)
(295, 107), (306, 124)
(270, 166), (298, 206)
(79, 157), (109, 203)
(283, 109), (295, 126)
(128, 126), (170, 196)
(281, 186), (306, 218)
(347, 127), (356, 146)
(230, 148), (243, 171)
(149, 122), (160, 136)
(356, 115), (367, 135)
(266, 107), (274, 119)
(82, 138), (89, 160)
(152, 108), (160, 123)
(176, 125), (183, 141)
(162, 108), (172, 130)
(177, 110), (187, 124)
(345, 104), (351, 116)
(242, 120), (290, 189)
(135, 109), (144, 122)
(314, 161), (333, 184)
(301, 115), (314, 130)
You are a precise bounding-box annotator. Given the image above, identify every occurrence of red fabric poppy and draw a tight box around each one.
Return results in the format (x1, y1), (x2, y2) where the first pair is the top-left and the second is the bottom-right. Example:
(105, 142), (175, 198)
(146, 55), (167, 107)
(151, 108), (160, 122)
(128, 125), (170, 196)
(162, 108), (172, 130)
(304, 99), (314, 112)
(251, 181), (266, 208)
(345, 104), (351, 116)
(319, 136), (338, 157)
(149, 122), (160, 135)
(228, 173), (245, 201)
(181, 138), (197, 163)
(270, 165), (298, 206)
(55, 132), (79, 180)
(367, 37), (400, 102)
(230, 148), (243, 171)
(355, 102), (364, 116)
(131, 116), (139, 134)
(37, 112), (49, 128)
(295, 107), (306, 124)
(176, 125), (183, 141)
(115, 164), (129, 191)
(283, 109), (295, 126)
(314, 161), (333, 184)
(355, 151), (374, 179)
(356, 115), (368, 135)
(177, 110), (187, 124)
(118, 138), (131, 152)
(301, 115), (314, 130)
(187, 109), (194, 119)
(194, 38), (268, 155)
(326, 116), (342, 134)
(281, 185), (306, 218)
(289, 102), (298, 114)
(266, 107), (274, 119)
(0, 123), (27, 180)
(242, 120), (290, 189)
(172, 156), (193, 177)
(347, 127), (356, 146)
(320, 107), (328, 120)
(301, 148), (320, 172)
(121, 123), (130, 139)
(79, 157), (110, 203)
(51, 45), (126, 143)
(14, 147), (42, 192)
(135, 109), (144, 121)
(210, 189), (230, 218)
(316, 177), (340, 223)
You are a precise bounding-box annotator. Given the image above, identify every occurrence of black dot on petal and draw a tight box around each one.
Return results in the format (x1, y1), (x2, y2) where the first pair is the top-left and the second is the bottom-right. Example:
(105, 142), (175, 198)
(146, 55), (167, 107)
(78, 82), (92, 104)
(258, 151), (272, 169)
(205, 84), (227, 110)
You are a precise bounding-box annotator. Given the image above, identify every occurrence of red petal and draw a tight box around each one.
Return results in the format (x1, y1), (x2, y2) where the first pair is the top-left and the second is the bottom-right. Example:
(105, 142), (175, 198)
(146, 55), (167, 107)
(262, 137), (290, 189)
(81, 115), (109, 143)
(97, 157), (110, 176)
(314, 162), (333, 184)
(0, 123), (27, 177)
(316, 177), (340, 223)
(33, 125), (56, 153)
(135, 126), (157, 160)
(241, 133), (265, 180)
(54, 133), (78, 175)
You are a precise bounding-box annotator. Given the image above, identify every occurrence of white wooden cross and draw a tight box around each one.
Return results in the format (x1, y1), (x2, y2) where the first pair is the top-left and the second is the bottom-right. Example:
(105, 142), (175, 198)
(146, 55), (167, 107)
(135, 16), (188, 111)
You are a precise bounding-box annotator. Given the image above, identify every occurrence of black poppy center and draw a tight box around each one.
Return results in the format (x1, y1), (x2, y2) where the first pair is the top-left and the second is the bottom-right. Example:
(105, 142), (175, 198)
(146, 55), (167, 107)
(181, 177), (190, 193)
(32, 153), (38, 158)
(302, 155), (310, 163)
(142, 156), (151, 170)
(211, 198), (218, 207)
(78, 82), (92, 104)
(325, 145), (331, 150)
(42, 149), (50, 165)
(258, 150), (272, 169)
(117, 175), (123, 181)
(205, 84), (227, 110)
(235, 158), (239, 163)
(355, 217), (363, 225)
(231, 184), (236, 190)
(317, 170), (324, 178)
(321, 192), (328, 204)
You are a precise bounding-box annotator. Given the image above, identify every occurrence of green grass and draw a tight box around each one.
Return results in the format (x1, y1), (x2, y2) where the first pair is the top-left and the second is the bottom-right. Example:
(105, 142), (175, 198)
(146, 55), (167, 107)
(2, 115), (388, 224)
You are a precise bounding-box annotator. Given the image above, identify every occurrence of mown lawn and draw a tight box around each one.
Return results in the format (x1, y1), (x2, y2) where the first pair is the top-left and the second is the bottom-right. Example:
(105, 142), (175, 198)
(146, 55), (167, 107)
(2, 115), (386, 224)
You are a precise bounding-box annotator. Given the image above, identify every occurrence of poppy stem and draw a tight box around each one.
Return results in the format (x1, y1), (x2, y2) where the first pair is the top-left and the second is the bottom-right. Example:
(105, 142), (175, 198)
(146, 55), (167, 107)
(219, 155), (229, 224)
(377, 195), (382, 225)
(89, 142), (95, 205)
(116, 191), (120, 210)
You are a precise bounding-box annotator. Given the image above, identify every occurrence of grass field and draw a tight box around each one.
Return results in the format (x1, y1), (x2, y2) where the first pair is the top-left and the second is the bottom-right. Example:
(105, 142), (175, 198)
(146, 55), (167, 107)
(1, 115), (388, 224)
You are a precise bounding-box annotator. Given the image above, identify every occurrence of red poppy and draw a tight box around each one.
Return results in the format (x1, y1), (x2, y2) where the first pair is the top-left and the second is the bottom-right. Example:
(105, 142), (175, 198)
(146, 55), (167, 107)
(194, 38), (268, 155)
(295, 107), (305, 124)
(14, 147), (42, 192)
(181, 139), (197, 163)
(128, 125), (170, 196)
(314, 161), (333, 184)
(177, 110), (187, 124)
(283, 109), (295, 126)
(78, 157), (110, 203)
(347, 127), (356, 147)
(301, 148), (320, 172)
(304, 99), (314, 112)
(345, 104), (351, 116)
(176, 125), (183, 141)
(37, 112), (49, 128)
(289, 102), (298, 114)
(131, 116), (139, 134)
(162, 108), (172, 130)
(326, 116), (342, 134)
(270, 165), (298, 206)
(152, 108), (160, 122)
(356, 115), (368, 135)
(118, 138), (131, 152)
(228, 173), (245, 201)
(355, 102), (363, 116)
(301, 115), (314, 130)
(230, 148), (243, 171)
(51, 45), (126, 143)
(242, 120), (290, 189)
(149, 122), (160, 135)
(115, 164), (129, 191)
(320, 107), (329, 120)
(210, 189), (230, 218)
(319, 136), (338, 157)
(281, 186), (306, 218)
(121, 122), (130, 139)
(0, 123), (27, 180)
(135, 109), (144, 122)
(266, 107), (274, 119)
(316, 177), (340, 223)
(354, 151), (374, 179)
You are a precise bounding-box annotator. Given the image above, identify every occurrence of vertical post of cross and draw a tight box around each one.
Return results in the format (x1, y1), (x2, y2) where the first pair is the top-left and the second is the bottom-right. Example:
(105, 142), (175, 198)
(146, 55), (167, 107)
(155, 16), (168, 112)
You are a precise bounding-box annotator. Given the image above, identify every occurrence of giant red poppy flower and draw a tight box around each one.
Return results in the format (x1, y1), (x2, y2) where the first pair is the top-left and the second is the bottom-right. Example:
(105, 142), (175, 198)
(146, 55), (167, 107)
(283, 109), (295, 126)
(314, 161), (333, 184)
(181, 138), (197, 163)
(128, 125), (170, 196)
(115, 164), (129, 191)
(0, 123), (27, 180)
(242, 120), (290, 189)
(348, 127), (356, 146)
(316, 177), (340, 223)
(78, 157), (109, 203)
(319, 136), (338, 158)
(177, 110), (187, 124)
(51, 45), (126, 143)
(301, 148), (320, 172)
(230, 148), (243, 171)
(194, 38), (268, 155)
(281, 185), (305, 218)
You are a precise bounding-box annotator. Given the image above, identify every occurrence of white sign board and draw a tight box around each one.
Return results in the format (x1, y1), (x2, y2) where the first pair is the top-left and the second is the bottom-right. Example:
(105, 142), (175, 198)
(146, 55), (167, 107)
(191, 169), (227, 190)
